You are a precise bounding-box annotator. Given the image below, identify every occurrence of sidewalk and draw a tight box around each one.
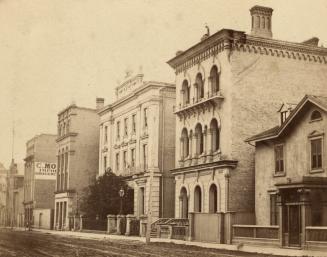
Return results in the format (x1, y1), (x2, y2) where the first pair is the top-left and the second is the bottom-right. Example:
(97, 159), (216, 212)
(11, 227), (327, 257)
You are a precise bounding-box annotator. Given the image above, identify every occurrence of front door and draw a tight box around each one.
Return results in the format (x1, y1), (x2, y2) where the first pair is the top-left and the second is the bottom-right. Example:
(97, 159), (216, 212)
(288, 205), (301, 247)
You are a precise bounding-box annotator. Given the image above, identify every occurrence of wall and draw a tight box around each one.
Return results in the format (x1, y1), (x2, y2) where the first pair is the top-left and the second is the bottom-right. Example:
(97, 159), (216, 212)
(33, 208), (53, 229)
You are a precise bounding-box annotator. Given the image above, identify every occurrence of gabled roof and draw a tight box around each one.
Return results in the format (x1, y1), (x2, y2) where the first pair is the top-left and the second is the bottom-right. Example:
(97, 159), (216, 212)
(246, 95), (327, 143)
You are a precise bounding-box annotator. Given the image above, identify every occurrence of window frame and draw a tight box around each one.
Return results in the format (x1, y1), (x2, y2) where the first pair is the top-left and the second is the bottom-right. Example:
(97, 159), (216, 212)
(132, 114), (136, 134)
(310, 110), (323, 122)
(124, 117), (128, 137)
(274, 143), (285, 176)
(309, 135), (324, 173)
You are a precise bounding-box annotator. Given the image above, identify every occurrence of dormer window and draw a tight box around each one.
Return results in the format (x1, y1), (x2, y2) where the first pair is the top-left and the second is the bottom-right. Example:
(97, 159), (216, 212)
(311, 110), (322, 122)
(281, 111), (288, 124)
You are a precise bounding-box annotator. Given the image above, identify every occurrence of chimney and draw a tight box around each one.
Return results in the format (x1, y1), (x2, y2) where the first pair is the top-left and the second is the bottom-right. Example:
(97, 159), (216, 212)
(96, 97), (105, 110)
(250, 5), (273, 38)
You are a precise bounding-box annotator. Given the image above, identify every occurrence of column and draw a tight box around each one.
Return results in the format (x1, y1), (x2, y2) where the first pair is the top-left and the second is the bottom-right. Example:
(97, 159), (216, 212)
(180, 137), (184, 160)
(59, 202), (62, 229)
(107, 214), (117, 234)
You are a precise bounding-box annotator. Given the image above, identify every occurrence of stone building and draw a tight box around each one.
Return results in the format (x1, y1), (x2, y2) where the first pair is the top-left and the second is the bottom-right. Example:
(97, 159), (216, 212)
(6, 160), (24, 227)
(167, 4), (327, 230)
(54, 102), (99, 230)
(23, 134), (57, 229)
(98, 73), (175, 219)
(246, 95), (327, 249)
(0, 163), (8, 225)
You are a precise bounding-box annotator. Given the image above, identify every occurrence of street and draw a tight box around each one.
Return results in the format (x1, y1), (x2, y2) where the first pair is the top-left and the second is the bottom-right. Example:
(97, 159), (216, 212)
(0, 229), (279, 257)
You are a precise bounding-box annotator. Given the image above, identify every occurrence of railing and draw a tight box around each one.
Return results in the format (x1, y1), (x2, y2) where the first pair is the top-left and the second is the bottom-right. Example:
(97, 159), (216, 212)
(306, 226), (327, 242)
(172, 226), (188, 240)
(233, 225), (279, 239)
(82, 218), (107, 231)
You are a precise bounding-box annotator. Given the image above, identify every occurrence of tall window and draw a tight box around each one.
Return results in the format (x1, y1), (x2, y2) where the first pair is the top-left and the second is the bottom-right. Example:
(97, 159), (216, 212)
(181, 128), (189, 159)
(194, 186), (202, 212)
(143, 144), (148, 170)
(181, 80), (190, 105)
(123, 151), (127, 169)
(270, 194), (279, 225)
(104, 126), (108, 143)
(64, 151), (68, 189)
(209, 184), (218, 213)
(131, 148), (135, 167)
(144, 108), (148, 128)
(210, 66), (219, 94)
(103, 156), (107, 172)
(124, 118), (128, 137)
(210, 119), (220, 152)
(195, 73), (204, 101)
(132, 114), (136, 134)
(195, 123), (203, 155)
(311, 138), (322, 170)
(116, 121), (120, 139)
(116, 153), (120, 171)
(274, 144), (284, 174)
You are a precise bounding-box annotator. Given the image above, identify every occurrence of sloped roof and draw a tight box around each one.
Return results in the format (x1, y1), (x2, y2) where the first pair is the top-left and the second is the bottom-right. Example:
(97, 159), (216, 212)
(246, 95), (327, 142)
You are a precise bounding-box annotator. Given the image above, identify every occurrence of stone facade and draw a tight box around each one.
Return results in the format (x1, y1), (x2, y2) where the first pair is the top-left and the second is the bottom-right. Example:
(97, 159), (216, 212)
(23, 134), (57, 229)
(98, 73), (175, 220)
(167, 6), (327, 219)
(248, 95), (327, 248)
(54, 104), (99, 230)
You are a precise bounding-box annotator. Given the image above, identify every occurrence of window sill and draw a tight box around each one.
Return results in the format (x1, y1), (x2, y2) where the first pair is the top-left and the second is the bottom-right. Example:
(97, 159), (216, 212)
(309, 168), (324, 174)
(273, 172), (286, 177)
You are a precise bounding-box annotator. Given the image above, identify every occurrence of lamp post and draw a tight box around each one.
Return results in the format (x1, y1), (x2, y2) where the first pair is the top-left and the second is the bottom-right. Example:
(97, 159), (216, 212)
(118, 187), (125, 215)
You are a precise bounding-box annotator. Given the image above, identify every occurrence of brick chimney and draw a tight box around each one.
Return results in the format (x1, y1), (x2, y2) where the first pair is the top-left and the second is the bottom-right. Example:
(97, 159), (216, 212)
(250, 5), (273, 38)
(96, 97), (105, 110)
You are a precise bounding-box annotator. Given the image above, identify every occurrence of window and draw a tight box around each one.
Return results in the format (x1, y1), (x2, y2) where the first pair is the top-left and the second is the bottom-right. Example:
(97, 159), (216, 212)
(124, 118), (128, 137)
(144, 108), (148, 128)
(116, 153), (120, 171)
(123, 151), (127, 169)
(210, 119), (220, 152)
(311, 110), (322, 121)
(181, 128), (189, 159)
(132, 114), (136, 134)
(194, 186), (202, 212)
(116, 121), (120, 139)
(195, 73), (204, 100)
(274, 144), (284, 174)
(270, 194), (279, 225)
(280, 111), (288, 124)
(131, 148), (135, 167)
(104, 126), (108, 143)
(311, 138), (322, 170)
(181, 80), (190, 105)
(143, 144), (148, 170)
(195, 123), (203, 155)
(103, 156), (107, 172)
(209, 66), (219, 94)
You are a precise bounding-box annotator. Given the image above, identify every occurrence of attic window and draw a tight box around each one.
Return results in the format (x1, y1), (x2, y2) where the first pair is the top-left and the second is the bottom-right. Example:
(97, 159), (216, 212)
(311, 110), (322, 121)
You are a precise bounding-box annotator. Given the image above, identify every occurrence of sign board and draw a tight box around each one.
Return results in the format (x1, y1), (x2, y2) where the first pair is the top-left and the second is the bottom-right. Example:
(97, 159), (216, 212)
(35, 162), (57, 180)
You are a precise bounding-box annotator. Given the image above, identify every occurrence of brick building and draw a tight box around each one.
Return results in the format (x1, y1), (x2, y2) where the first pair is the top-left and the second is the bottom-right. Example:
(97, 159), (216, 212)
(23, 134), (57, 229)
(98, 73), (175, 220)
(54, 102), (99, 230)
(167, 5), (327, 242)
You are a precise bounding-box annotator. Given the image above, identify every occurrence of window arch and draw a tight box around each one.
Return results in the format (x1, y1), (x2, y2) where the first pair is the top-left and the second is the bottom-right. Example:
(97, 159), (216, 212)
(210, 119), (220, 152)
(179, 187), (188, 218)
(195, 123), (204, 155)
(311, 110), (322, 121)
(209, 184), (218, 213)
(195, 73), (204, 101)
(181, 80), (190, 105)
(210, 66), (219, 94)
(181, 128), (189, 159)
(194, 186), (202, 212)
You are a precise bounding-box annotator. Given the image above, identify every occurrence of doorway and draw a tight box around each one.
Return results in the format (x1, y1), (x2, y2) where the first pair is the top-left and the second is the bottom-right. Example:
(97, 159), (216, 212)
(283, 204), (301, 247)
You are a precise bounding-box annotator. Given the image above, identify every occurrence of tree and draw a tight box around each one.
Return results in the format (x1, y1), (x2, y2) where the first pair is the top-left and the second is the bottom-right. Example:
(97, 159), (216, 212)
(80, 169), (134, 219)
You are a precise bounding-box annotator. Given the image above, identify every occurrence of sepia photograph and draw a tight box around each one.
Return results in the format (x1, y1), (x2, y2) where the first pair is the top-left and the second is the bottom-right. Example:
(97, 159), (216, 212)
(0, 0), (327, 256)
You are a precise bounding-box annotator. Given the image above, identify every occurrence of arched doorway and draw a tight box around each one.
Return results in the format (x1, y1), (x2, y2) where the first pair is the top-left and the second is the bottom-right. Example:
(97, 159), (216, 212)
(179, 187), (188, 218)
(209, 184), (218, 213)
(194, 186), (202, 212)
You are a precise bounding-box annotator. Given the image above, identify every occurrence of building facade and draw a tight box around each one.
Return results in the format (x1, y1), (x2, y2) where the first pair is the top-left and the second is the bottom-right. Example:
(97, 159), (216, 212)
(54, 103), (99, 230)
(167, 5), (327, 221)
(6, 160), (24, 227)
(23, 134), (57, 229)
(247, 95), (327, 248)
(0, 163), (8, 226)
(98, 73), (176, 219)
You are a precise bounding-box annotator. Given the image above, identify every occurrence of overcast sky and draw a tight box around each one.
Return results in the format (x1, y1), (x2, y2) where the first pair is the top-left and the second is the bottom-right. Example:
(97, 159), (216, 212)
(1, 0), (327, 168)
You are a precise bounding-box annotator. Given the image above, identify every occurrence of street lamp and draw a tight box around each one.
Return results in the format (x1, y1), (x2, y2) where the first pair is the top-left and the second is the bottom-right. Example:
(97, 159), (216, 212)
(118, 187), (125, 215)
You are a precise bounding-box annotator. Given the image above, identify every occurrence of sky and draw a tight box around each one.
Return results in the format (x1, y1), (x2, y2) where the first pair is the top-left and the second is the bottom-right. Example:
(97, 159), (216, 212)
(1, 0), (327, 168)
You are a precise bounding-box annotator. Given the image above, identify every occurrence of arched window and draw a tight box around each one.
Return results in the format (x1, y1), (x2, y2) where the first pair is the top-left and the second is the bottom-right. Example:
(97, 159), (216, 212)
(181, 128), (189, 159)
(210, 66), (219, 94)
(194, 186), (202, 212)
(210, 119), (220, 152)
(179, 187), (188, 218)
(209, 184), (218, 213)
(195, 123), (203, 155)
(195, 73), (204, 101)
(181, 80), (190, 105)
(311, 110), (322, 121)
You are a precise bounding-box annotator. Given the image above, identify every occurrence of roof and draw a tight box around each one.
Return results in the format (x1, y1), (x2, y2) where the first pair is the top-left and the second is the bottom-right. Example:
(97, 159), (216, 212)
(246, 95), (327, 143)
